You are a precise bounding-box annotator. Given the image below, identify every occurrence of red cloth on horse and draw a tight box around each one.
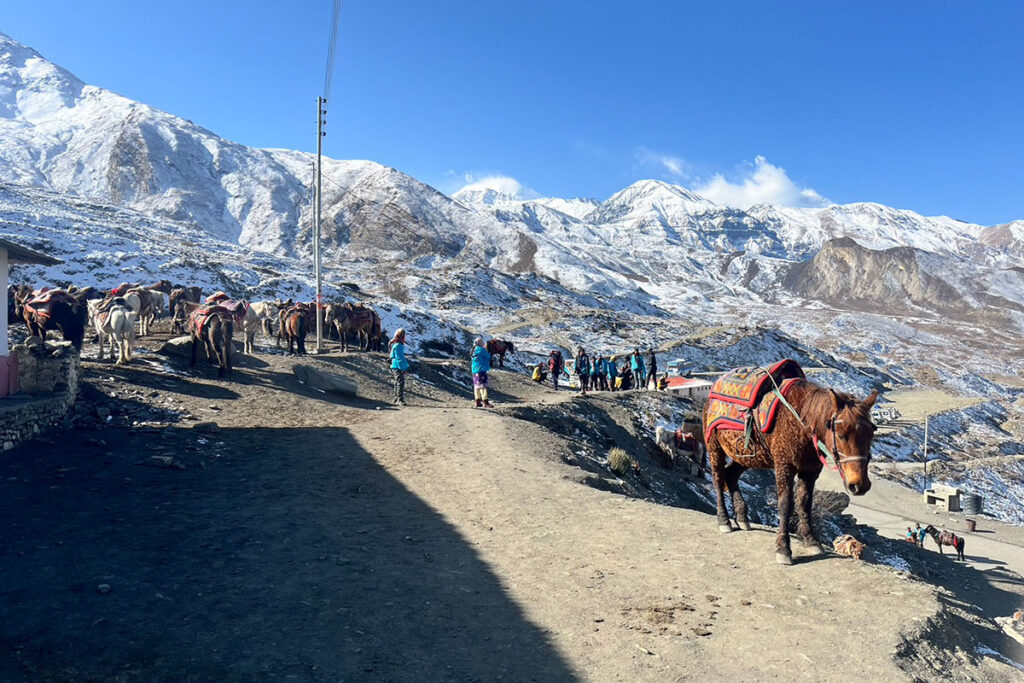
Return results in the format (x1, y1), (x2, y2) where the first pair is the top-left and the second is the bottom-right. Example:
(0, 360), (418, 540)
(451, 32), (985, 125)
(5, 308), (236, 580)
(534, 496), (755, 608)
(25, 289), (76, 318)
(189, 305), (231, 335)
(205, 292), (229, 305)
(110, 283), (132, 296)
(704, 360), (806, 442)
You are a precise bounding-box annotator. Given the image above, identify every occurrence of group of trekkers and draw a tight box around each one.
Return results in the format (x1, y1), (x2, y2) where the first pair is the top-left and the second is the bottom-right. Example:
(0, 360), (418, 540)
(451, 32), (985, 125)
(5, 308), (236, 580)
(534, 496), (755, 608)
(386, 331), (664, 407)
(536, 347), (661, 395)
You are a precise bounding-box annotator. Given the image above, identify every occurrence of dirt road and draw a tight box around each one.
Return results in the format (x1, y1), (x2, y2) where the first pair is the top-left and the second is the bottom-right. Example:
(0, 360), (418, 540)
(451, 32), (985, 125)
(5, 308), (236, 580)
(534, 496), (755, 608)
(1, 330), (1022, 680)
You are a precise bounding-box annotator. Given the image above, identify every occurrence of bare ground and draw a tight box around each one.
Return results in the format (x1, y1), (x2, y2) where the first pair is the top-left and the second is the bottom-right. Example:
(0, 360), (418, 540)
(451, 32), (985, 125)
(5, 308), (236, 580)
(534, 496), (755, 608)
(1, 327), (1023, 681)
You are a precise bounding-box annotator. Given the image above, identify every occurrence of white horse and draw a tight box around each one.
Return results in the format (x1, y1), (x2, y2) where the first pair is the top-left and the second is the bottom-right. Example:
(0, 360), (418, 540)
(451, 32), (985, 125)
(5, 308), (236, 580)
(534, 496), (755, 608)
(90, 300), (137, 364)
(250, 301), (282, 341)
(120, 289), (156, 337)
(237, 305), (261, 355)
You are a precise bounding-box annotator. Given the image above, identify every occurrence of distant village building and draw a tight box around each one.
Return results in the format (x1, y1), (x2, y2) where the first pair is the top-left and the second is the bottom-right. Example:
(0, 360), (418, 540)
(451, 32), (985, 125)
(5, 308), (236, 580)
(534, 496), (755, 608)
(1, 237), (63, 398)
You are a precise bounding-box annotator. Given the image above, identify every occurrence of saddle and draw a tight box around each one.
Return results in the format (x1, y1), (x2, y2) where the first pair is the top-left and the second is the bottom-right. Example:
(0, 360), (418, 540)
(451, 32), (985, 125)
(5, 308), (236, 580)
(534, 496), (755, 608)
(704, 359), (806, 444)
(95, 296), (129, 324)
(25, 289), (76, 318)
(207, 295), (249, 318)
(189, 305), (231, 335)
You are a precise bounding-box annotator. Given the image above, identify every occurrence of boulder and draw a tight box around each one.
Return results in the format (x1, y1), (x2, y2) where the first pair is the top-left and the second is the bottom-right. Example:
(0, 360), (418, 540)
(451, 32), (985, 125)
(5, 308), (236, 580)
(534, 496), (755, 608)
(293, 364), (357, 396)
(159, 336), (194, 358)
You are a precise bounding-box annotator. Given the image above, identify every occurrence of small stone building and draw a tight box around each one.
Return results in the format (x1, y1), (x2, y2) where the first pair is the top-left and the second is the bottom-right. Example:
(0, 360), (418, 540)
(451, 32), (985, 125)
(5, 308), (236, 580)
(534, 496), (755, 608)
(2, 236), (64, 397)
(1, 238), (77, 450)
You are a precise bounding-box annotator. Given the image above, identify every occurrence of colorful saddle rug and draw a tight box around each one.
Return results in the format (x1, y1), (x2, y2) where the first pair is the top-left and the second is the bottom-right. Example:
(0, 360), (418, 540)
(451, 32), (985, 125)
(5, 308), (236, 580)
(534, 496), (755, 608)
(25, 289), (77, 318)
(704, 359), (806, 442)
(189, 305), (231, 335)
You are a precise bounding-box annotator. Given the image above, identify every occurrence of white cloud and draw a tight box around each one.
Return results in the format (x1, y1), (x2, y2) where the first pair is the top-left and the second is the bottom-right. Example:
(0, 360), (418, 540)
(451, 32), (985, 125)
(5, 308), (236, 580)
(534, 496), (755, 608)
(695, 156), (830, 209)
(635, 148), (688, 179)
(453, 174), (541, 200)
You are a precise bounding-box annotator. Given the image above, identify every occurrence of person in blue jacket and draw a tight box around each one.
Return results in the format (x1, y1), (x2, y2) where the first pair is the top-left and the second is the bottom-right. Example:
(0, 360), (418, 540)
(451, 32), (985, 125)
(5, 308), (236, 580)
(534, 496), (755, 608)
(575, 347), (591, 395)
(389, 328), (410, 406)
(606, 356), (618, 392)
(630, 348), (646, 390)
(590, 355), (603, 391)
(471, 337), (493, 408)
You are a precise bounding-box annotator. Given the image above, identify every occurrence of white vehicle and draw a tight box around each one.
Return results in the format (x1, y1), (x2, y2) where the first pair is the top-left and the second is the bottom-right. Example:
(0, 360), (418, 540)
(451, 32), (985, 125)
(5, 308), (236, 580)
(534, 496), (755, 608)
(666, 358), (691, 377)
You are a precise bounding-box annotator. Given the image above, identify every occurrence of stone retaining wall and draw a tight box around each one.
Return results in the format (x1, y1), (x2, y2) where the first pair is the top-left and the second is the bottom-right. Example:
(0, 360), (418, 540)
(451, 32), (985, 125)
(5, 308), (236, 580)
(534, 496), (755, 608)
(1, 394), (74, 451)
(0, 338), (80, 451)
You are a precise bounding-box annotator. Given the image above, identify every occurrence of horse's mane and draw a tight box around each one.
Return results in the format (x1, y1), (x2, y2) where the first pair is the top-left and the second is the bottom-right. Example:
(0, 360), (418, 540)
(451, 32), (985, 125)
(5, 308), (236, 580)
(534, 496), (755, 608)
(797, 380), (866, 433)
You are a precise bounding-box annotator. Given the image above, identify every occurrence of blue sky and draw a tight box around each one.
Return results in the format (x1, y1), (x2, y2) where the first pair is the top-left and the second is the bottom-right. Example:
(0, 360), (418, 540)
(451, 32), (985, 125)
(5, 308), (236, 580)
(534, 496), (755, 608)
(4, 1), (1023, 223)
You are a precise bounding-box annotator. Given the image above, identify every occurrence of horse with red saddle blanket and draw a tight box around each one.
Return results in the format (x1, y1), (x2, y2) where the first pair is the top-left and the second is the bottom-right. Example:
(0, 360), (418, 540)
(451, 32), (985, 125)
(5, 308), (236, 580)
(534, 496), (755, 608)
(22, 288), (89, 350)
(187, 304), (233, 377)
(205, 292), (260, 354)
(925, 525), (966, 561)
(703, 359), (878, 565)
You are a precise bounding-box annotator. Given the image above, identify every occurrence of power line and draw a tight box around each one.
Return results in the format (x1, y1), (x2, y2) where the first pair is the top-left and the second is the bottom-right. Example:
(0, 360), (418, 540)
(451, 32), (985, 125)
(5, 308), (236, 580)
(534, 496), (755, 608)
(323, 0), (343, 101)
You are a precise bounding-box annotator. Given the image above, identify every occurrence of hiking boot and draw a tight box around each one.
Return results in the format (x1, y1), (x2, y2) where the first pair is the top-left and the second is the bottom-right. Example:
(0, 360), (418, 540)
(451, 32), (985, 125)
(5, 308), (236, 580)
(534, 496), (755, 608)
(398, 399), (407, 406)
(483, 400), (493, 408)
(474, 399), (483, 408)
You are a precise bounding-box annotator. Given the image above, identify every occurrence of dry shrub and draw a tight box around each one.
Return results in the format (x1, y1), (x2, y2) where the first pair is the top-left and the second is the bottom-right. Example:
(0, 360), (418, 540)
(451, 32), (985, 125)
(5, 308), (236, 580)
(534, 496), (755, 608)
(608, 447), (634, 476)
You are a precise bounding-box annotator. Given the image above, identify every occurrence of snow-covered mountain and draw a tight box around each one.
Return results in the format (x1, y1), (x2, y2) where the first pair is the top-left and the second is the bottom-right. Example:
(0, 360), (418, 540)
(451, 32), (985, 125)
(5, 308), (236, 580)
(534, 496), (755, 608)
(2, 29), (1023, 367)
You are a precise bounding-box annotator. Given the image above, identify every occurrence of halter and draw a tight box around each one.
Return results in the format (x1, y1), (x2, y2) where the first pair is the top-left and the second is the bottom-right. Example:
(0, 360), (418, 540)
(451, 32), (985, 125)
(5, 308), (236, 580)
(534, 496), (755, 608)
(760, 368), (870, 485)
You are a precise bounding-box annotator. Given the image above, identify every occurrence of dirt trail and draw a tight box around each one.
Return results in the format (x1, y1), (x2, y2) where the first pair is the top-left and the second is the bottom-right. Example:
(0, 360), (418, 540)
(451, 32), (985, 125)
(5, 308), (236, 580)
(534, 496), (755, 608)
(1, 329), (1022, 680)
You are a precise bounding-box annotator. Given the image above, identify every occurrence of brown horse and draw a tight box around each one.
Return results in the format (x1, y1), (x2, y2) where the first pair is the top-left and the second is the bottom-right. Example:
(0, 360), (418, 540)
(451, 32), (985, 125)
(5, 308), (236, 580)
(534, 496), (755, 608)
(925, 525), (966, 561)
(328, 302), (378, 352)
(189, 307), (233, 377)
(278, 305), (309, 355)
(704, 378), (878, 565)
(22, 290), (89, 350)
(486, 339), (515, 368)
(169, 287), (202, 334)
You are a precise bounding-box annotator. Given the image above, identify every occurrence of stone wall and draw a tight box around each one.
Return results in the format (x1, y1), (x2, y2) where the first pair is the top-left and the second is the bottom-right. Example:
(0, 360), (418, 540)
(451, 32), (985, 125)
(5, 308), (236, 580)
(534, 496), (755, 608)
(0, 338), (80, 451)
(12, 338), (81, 397)
(0, 394), (74, 451)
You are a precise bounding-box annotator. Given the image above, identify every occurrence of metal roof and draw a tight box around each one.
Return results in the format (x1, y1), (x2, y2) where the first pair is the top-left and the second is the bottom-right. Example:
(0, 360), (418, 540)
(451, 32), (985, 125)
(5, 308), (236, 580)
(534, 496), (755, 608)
(0, 238), (63, 265)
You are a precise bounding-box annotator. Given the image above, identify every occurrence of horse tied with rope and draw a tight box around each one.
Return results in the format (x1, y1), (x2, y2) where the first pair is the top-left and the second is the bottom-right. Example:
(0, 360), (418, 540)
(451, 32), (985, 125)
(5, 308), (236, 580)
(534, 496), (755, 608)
(703, 359), (878, 565)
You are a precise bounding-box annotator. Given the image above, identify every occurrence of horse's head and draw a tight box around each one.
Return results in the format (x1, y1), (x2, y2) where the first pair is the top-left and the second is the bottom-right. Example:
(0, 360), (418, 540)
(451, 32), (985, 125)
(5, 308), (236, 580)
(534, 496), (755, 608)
(828, 389), (878, 495)
(506, 341), (515, 354)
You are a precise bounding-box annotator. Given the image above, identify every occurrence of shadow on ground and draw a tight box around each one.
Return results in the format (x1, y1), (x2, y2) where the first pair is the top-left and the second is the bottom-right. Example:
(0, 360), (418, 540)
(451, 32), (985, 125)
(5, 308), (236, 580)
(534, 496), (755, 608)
(0, 425), (575, 681)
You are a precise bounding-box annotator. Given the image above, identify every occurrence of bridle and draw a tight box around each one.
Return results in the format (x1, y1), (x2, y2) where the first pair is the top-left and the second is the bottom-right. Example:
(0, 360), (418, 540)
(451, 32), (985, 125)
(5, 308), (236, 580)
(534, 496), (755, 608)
(761, 368), (871, 485)
(813, 415), (871, 483)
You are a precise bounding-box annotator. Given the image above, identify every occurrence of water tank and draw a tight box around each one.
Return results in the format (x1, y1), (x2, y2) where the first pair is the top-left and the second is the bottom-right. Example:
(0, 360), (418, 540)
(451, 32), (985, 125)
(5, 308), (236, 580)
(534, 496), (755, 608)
(962, 493), (983, 515)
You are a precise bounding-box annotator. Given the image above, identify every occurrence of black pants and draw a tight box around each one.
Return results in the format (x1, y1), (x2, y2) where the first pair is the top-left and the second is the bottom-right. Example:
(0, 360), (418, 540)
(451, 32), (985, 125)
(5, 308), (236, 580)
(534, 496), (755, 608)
(646, 368), (657, 389)
(392, 369), (406, 403)
(552, 372), (559, 391)
(579, 374), (589, 392)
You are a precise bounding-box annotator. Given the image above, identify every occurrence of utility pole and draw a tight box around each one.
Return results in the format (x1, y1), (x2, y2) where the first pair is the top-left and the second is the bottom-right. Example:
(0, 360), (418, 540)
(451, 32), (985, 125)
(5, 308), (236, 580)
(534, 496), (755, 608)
(923, 415), (929, 483)
(314, 96), (326, 353)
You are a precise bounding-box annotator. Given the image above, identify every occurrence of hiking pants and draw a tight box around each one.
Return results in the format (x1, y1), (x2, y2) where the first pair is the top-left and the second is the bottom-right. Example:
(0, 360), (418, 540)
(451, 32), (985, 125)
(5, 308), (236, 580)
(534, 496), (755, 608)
(579, 374), (589, 393)
(552, 373), (559, 391)
(646, 368), (657, 390)
(392, 369), (406, 403)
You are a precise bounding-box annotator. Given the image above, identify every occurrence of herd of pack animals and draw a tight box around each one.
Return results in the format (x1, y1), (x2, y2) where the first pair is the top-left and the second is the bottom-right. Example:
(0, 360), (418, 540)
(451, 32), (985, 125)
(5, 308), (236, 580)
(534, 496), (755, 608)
(8, 280), (383, 375)
(9, 279), (951, 568)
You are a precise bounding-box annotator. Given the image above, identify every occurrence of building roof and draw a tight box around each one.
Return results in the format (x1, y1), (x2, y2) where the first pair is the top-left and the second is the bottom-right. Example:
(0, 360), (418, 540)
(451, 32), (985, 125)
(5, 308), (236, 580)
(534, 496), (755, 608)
(0, 237), (63, 265)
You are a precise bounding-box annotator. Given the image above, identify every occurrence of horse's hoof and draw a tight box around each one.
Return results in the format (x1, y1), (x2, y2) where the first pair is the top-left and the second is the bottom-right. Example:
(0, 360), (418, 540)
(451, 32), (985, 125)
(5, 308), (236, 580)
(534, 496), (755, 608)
(740, 521), (752, 532)
(719, 524), (734, 533)
(776, 552), (794, 566)
(802, 543), (824, 556)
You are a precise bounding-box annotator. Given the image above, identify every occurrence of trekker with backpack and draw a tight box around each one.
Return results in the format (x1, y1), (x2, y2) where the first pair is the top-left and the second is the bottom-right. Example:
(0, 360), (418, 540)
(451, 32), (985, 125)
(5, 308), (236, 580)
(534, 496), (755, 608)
(471, 337), (492, 408)
(590, 355), (602, 391)
(389, 328), (410, 406)
(575, 347), (591, 395)
(548, 350), (564, 391)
